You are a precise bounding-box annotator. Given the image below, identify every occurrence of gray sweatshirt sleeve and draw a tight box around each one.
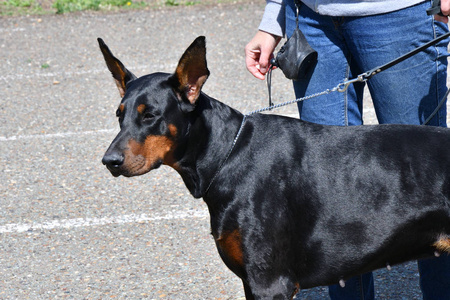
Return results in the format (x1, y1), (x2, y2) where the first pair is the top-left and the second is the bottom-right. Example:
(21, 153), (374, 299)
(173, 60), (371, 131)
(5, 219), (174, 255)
(258, 0), (423, 37)
(258, 0), (285, 37)
(299, 0), (425, 17)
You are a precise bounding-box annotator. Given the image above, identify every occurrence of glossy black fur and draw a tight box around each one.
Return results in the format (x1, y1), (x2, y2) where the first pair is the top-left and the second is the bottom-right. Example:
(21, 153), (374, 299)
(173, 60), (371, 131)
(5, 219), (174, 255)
(100, 37), (450, 299)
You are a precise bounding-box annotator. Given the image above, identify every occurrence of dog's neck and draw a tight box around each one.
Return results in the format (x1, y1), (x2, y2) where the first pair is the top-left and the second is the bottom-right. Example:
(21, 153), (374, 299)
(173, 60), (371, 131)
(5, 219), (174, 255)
(174, 93), (244, 198)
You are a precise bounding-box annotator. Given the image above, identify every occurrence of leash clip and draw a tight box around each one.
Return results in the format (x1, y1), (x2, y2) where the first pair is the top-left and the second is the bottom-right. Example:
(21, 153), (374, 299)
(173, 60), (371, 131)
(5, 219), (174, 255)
(336, 72), (371, 93)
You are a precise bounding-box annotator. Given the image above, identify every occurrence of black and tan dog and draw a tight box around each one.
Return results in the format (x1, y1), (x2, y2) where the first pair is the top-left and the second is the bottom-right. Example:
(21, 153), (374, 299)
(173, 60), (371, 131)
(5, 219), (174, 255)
(99, 36), (450, 299)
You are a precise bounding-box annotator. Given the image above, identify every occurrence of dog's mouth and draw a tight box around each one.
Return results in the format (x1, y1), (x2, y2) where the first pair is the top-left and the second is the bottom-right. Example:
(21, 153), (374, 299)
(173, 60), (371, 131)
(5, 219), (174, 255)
(105, 165), (124, 177)
(104, 156), (163, 178)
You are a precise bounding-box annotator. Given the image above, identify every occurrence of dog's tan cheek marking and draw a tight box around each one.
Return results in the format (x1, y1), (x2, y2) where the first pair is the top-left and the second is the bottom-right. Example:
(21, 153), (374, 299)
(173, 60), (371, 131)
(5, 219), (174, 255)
(217, 229), (244, 267)
(168, 124), (177, 137)
(434, 235), (450, 253)
(137, 104), (146, 115)
(166, 124), (179, 169)
(127, 136), (177, 172)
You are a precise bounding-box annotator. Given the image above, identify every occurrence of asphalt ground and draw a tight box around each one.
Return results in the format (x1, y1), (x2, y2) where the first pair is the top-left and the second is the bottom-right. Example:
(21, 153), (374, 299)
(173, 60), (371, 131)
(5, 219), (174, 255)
(1, 2), (450, 299)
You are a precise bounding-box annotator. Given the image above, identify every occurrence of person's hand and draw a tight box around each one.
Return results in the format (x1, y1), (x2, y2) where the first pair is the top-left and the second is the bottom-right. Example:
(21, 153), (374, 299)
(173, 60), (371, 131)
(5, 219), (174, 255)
(435, 0), (450, 23)
(245, 30), (281, 80)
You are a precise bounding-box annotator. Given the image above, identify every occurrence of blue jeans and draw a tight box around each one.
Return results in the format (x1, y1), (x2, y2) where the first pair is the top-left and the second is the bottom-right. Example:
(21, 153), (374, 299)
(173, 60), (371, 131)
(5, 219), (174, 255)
(285, 1), (450, 299)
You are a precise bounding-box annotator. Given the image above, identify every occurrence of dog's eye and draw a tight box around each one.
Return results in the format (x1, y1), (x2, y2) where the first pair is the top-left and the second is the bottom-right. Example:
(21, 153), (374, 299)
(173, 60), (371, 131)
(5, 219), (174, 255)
(142, 112), (155, 122)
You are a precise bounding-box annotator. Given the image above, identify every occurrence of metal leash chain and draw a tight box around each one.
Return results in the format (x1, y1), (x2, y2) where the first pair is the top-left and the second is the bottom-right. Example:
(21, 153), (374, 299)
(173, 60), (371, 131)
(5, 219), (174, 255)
(264, 67), (448, 125)
(261, 67), (347, 117)
(252, 85), (336, 116)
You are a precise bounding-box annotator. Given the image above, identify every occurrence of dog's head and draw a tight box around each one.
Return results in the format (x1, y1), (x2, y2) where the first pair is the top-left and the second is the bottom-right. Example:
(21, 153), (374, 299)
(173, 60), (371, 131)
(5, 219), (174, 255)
(99, 36), (210, 177)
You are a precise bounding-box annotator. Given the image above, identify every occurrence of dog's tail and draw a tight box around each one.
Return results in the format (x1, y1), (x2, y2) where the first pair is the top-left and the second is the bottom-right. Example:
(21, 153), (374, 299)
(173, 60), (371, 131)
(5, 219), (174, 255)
(434, 234), (450, 253)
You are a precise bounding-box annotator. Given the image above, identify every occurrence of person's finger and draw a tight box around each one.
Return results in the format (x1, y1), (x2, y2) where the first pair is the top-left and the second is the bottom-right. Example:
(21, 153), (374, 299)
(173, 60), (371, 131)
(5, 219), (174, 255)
(245, 46), (265, 80)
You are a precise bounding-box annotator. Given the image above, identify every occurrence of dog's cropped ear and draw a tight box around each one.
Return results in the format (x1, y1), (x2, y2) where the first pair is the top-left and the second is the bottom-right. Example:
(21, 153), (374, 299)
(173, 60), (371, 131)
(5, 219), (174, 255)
(98, 38), (137, 98)
(171, 36), (210, 112)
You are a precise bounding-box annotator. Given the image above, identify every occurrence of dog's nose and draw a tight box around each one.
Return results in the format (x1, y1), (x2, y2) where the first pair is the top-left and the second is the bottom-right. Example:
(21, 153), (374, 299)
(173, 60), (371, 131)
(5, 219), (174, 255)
(102, 152), (124, 168)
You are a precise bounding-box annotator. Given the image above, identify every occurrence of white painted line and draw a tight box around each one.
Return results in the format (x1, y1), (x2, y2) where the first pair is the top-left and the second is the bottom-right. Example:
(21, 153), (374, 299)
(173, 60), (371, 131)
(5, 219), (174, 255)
(0, 27), (26, 32)
(0, 209), (208, 234)
(0, 129), (116, 142)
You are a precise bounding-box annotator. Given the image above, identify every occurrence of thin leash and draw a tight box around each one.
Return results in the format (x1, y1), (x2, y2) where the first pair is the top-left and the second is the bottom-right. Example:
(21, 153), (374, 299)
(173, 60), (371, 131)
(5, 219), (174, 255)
(204, 30), (450, 196)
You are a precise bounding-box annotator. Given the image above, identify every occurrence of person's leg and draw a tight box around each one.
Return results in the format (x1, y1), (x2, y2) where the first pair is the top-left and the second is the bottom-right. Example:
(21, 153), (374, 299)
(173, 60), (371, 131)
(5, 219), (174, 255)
(342, 1), (449, 126)
(328, 273), (374, 300)
(418, 255), (450, 300)
(285, 1), (364, 126)
(286, 2), (373, 299)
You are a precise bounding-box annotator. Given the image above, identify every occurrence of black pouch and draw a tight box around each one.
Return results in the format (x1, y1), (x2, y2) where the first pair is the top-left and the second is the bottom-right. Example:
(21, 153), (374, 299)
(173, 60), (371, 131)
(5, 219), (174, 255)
(273, 28), (317, 80)
(271, 1), (317, 80)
